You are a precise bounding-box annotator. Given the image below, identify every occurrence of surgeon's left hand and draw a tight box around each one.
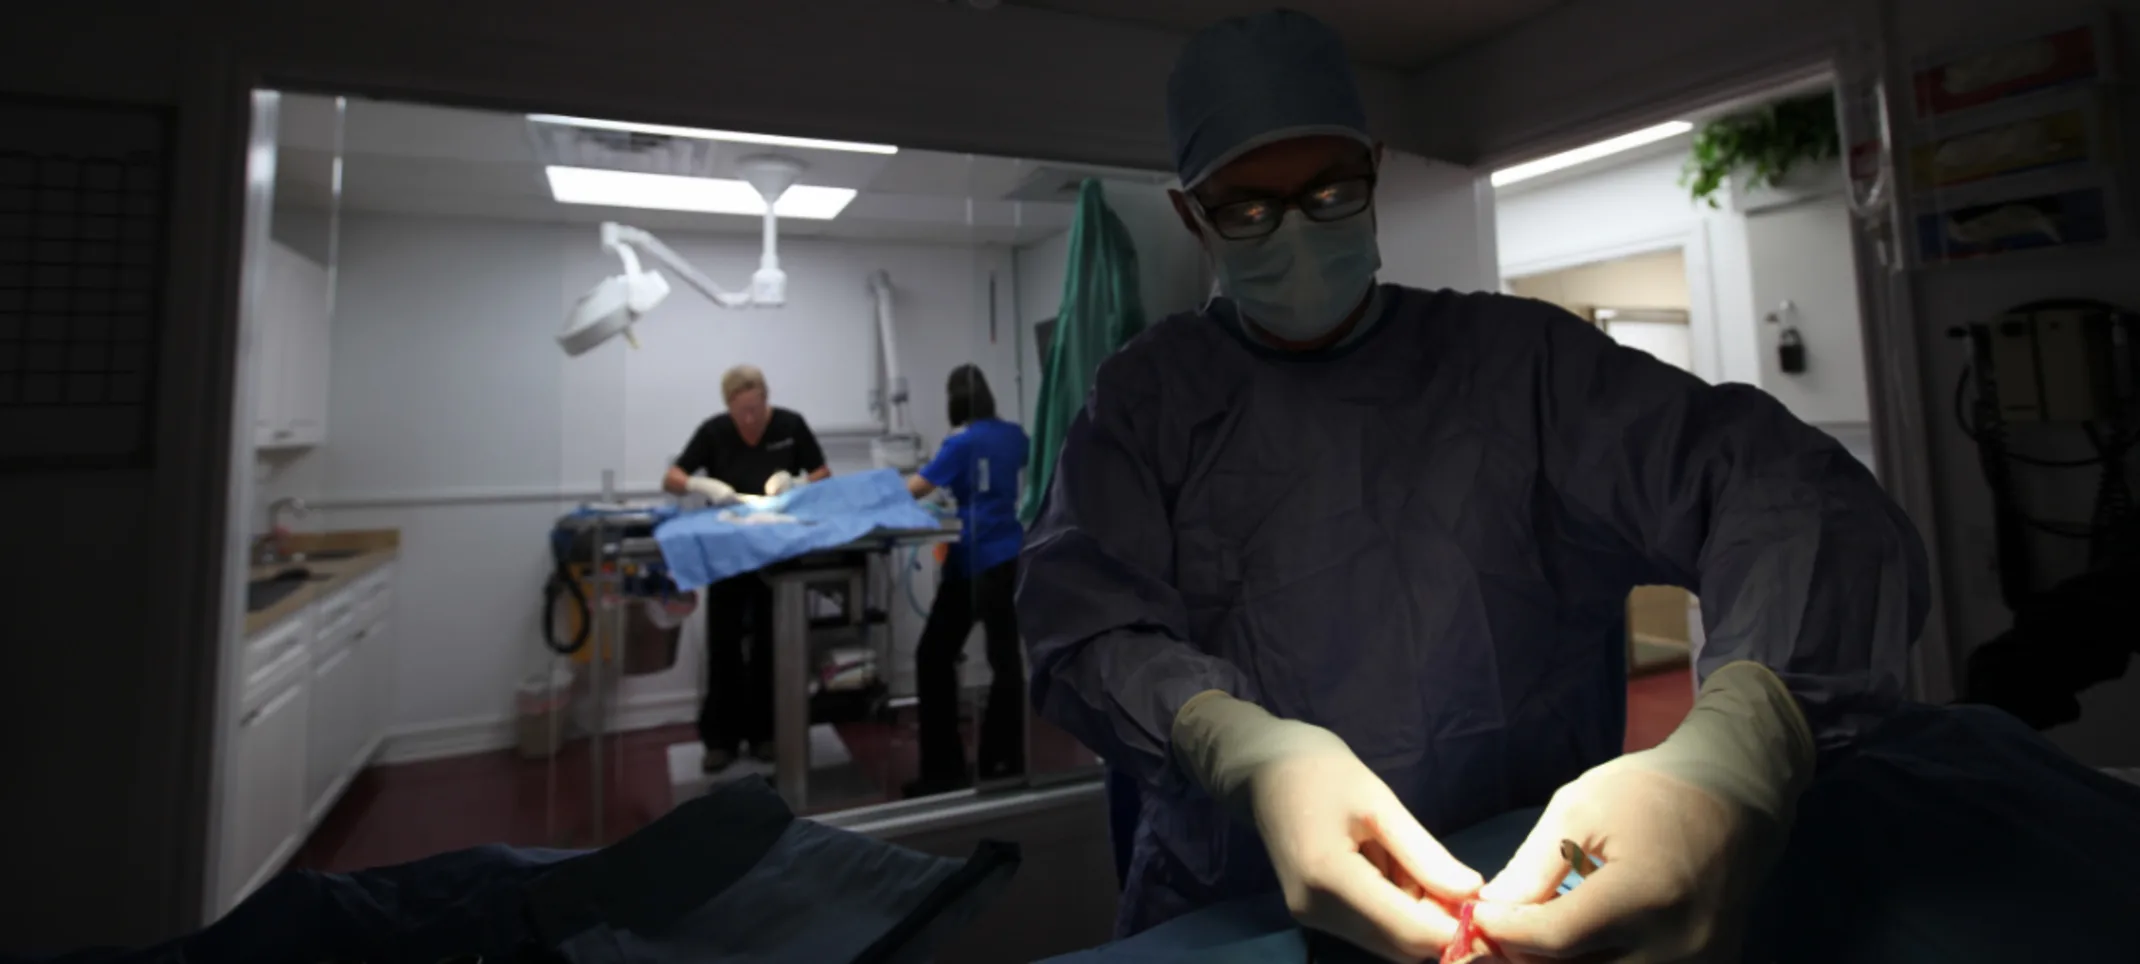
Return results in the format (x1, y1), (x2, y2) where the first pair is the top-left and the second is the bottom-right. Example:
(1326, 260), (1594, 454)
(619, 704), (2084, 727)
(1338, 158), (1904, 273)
(1470, 661), (1817, 963)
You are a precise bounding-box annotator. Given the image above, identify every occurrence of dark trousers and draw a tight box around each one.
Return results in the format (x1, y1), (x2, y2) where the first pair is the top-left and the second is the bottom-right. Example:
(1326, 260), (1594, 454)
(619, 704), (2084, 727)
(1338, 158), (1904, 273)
(699, 573), (774, 754)
(914, 559), (1024, 782)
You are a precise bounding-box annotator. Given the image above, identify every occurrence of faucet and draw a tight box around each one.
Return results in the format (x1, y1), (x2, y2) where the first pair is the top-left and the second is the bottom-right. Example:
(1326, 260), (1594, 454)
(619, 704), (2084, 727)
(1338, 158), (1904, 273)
(254, 497), (309, 564)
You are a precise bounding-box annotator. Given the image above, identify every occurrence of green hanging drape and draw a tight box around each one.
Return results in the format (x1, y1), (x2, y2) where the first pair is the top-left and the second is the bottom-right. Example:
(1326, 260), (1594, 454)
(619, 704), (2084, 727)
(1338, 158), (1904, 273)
(1020, 179), (1148, 525)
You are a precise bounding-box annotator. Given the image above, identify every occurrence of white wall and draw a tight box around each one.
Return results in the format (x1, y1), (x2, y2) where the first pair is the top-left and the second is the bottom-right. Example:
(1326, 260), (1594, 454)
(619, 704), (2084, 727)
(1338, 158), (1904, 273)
(1509, 249), (1691, 311)
(1738, 183), (1874, 428)
(1496, 145), (1878, 469)
(1497, 145), (1754, 388)
(1510, 251), (1697, 372)
(1014, 232), (1067, 425)
(260, 213), (1023, 756)
(1375, 149), (1503, 294)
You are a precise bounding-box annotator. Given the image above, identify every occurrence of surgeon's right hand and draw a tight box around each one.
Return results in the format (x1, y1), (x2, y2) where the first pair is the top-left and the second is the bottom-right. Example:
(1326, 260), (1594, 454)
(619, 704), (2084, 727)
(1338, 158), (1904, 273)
(1172, 690), (1485, 962)
(685, 476), (740, 505)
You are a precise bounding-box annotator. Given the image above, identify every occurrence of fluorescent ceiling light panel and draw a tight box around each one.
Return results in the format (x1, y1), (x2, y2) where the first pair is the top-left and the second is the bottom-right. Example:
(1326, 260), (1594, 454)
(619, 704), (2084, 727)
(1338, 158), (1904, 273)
(1490, 121), (1694, 187)
(528, 114), (899, 155)
(544, 167), (857, 219)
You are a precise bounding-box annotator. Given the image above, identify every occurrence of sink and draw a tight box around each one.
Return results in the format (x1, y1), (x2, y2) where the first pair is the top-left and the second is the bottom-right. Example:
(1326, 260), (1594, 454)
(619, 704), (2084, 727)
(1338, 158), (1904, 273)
(246, 567), (325, 613)
(299, 548), (365, 561)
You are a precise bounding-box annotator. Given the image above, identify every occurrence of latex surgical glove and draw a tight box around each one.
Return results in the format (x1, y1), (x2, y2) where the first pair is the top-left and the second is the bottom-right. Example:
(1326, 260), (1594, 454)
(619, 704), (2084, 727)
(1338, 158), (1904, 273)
(764, 470), (802, 496)
(1472, 660), (1815, 964)
(685, 476), (740, 506)
(1172, 690), (1485, 962)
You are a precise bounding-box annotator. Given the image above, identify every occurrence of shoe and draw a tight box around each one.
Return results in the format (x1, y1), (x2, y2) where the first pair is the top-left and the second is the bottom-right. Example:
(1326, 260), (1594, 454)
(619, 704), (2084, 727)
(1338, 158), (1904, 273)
(701, 747), (737, 774)
(748, 741), (776, 764)
(901, 773), (973, 800)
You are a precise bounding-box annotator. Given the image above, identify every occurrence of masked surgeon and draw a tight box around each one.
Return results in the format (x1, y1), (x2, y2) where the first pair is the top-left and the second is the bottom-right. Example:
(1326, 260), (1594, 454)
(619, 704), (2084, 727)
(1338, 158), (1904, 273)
(1016, 8), (1929, 962)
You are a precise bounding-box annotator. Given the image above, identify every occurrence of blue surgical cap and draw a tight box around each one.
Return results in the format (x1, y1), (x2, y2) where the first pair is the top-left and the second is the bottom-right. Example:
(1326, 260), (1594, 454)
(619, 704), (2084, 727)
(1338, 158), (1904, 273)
(1166, 8), (1373, 189)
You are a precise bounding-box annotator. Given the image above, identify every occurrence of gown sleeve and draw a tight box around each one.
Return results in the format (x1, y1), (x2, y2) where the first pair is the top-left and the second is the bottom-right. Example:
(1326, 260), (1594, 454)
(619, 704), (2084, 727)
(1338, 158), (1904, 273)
(1523, 297), (1930, 758)
(1016, 353), (1258, 796)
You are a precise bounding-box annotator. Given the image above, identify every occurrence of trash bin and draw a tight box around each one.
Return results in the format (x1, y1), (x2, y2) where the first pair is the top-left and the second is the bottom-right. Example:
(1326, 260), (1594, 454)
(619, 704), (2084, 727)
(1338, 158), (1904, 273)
(624, 593), (694, 677)
(517, 665), (576, 760)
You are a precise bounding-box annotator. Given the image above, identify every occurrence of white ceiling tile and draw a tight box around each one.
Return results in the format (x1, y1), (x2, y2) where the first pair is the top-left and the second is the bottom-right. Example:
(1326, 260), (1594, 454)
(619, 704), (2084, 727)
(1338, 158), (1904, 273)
(271, 97), (1129, 244)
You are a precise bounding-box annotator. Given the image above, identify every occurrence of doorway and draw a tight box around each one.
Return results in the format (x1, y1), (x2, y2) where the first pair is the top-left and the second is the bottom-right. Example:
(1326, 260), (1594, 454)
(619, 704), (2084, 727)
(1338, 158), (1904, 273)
(1491, 79), (1885, 681)
(1509, 249), (1698, 373)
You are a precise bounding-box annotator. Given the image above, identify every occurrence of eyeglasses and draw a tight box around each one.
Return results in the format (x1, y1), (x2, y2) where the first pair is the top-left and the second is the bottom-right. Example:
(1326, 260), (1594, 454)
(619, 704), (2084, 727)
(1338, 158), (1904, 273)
(1196, 175), (1377, 241)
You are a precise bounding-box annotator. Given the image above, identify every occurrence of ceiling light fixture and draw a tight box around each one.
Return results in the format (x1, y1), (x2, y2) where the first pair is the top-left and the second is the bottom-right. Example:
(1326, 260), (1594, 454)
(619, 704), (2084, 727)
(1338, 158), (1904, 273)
(543, 166), (857, 219)
(1490, 121), (1695, 188)
(527, 114), (899, 155)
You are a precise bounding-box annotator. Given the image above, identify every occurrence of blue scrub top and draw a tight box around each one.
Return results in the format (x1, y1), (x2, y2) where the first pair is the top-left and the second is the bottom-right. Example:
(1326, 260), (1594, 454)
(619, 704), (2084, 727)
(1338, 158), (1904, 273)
(920, 418), (1030, 576)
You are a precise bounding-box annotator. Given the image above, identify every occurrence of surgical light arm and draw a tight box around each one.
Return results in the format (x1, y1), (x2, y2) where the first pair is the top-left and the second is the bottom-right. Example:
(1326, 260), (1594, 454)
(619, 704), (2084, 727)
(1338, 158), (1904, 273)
(556, 155), (803, 357)
(605, 223), (756, 310)
(867, 271), (924, 471)
(558, 222), (784, 357)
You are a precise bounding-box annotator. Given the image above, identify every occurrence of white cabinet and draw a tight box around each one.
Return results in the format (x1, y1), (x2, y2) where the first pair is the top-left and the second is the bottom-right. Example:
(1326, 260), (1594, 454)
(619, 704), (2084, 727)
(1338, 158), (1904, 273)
(219, 562), (395, 916)
(358, 615), (395, 761)
(304, 568), (394, 824)
(350, 566), (395, 766)
(252, 240), (331, 449)
(304, 637), (364, 822)
(222, 660), (310, 915)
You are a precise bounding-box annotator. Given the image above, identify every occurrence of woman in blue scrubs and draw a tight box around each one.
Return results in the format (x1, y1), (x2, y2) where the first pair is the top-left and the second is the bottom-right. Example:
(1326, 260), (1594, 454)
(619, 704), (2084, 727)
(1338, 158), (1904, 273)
(904, 364), (1031, 798)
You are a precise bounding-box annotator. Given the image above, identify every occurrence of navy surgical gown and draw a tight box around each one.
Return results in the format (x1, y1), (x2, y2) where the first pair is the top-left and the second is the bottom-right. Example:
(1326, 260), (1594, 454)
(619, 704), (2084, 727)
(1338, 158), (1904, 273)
(1016, 284), (1929, 936)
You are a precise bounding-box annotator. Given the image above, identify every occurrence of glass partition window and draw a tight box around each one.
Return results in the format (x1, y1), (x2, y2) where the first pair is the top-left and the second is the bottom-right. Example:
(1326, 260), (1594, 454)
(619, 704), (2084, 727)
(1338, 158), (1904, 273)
(222, 94), (1217, 887)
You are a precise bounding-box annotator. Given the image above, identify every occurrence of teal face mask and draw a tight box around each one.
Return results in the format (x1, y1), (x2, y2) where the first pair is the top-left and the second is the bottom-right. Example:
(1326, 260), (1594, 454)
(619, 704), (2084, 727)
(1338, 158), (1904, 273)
(1209, 209), (1381, 342)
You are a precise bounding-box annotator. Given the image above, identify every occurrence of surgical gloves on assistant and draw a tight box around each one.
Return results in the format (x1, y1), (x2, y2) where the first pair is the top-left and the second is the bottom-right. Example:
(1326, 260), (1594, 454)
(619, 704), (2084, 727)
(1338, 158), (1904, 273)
(1171, 690), (1485, 962)
(764, 470), (806, 496)
(685, 476), (740, 506)
(1473, 661), (1817, 963)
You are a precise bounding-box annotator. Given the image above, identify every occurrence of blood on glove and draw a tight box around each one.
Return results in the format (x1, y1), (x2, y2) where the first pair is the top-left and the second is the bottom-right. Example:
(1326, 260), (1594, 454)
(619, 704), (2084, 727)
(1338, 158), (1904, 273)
(1438, 842), (1595, 964)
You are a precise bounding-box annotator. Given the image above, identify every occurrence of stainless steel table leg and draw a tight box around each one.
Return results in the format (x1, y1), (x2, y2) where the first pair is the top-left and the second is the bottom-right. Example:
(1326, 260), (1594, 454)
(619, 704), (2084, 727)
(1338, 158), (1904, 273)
(846, 569), (866, 645)
(769, 573), (811, 810)
(589, 610), (604, 844)
(587, 509), (607, 846)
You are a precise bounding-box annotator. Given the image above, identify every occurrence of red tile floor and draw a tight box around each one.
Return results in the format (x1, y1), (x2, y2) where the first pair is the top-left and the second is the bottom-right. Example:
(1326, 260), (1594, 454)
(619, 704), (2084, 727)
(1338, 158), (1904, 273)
(291, 667), (1697, 874)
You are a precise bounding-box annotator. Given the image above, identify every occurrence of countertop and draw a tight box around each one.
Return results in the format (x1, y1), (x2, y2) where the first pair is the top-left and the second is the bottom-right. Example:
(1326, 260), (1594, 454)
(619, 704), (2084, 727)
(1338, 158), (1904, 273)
(244, 529), (400, 637)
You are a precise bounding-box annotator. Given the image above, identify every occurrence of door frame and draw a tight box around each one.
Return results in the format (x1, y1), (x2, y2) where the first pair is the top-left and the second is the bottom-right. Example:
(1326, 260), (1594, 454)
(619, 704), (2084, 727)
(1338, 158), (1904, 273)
(1486, 53), (1955, 703)
(1501, 225), (1725, 386)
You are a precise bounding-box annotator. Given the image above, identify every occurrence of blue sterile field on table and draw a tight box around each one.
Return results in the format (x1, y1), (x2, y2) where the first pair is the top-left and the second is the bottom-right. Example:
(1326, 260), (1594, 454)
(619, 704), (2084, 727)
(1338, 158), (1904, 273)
(655, 468), (941, 590)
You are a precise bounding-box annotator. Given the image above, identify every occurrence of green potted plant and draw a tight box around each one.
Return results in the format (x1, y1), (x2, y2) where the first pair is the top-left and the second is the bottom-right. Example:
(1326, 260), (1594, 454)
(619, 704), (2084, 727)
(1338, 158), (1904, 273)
(1681, 91), (1842, 208)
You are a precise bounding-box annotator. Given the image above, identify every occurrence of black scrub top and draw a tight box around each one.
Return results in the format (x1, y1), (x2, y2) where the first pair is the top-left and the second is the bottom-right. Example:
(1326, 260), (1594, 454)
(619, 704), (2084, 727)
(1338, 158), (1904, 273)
(674, 407), (828, 496)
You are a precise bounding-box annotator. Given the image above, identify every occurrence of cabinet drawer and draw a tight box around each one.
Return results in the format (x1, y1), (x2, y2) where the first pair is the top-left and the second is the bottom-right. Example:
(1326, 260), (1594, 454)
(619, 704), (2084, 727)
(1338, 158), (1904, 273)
(241, 613), (311, 687)
(316, 606), (359, 652)
(317, 571), (388, 642)
(357, 565), (394, 600)
(358, 568), (395, 623)
(242, 638), (309, 714)
(318, 583), (364, 630)
(359, 586), (393, 627)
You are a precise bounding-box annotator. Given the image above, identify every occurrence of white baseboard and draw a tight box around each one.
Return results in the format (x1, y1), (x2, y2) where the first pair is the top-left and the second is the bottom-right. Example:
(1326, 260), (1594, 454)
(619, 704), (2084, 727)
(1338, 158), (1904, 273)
(375, 689), (701, 764)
